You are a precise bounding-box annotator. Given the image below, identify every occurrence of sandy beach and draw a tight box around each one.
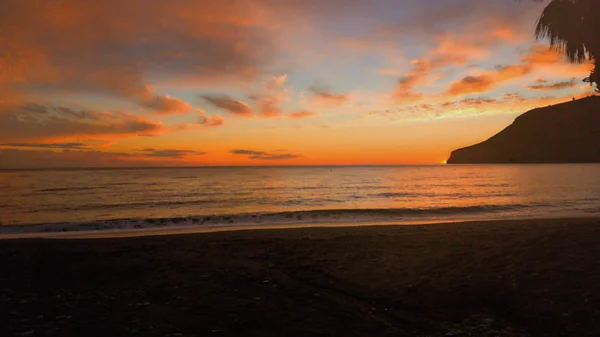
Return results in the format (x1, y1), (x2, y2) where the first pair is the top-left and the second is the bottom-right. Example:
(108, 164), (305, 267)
(2, 217), (600, 336)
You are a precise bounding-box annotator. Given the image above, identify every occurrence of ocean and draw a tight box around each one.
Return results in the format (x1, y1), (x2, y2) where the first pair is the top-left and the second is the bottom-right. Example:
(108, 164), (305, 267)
(1, 165), (599, 235)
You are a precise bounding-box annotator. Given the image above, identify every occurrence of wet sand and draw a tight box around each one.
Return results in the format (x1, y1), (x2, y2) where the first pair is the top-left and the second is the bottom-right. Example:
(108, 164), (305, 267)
(2, 217), (600, 336)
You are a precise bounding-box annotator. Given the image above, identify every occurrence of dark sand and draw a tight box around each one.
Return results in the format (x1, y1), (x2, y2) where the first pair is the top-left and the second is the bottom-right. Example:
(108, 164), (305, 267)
(2, 218), (600, 336)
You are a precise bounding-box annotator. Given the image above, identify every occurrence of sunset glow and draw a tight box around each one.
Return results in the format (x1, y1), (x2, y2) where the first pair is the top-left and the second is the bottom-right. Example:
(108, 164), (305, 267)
(0, 0), (595, 168)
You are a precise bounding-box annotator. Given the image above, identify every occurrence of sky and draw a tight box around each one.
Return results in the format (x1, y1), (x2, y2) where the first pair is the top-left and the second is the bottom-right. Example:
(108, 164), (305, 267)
(0, 0), (595, 168)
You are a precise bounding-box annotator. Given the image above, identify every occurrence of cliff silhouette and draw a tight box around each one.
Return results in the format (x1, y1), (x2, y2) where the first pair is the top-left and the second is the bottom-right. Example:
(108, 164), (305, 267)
(447, 96), (600, 164)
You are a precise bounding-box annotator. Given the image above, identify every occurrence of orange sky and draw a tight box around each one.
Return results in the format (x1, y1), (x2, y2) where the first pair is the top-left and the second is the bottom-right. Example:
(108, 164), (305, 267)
(0, 0), (595, 168)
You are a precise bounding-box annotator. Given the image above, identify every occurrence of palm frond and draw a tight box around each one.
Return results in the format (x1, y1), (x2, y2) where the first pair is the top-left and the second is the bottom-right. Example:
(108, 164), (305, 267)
(534, 0), (588, 63)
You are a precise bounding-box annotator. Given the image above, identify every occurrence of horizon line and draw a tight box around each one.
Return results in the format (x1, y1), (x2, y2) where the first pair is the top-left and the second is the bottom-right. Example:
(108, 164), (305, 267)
(0, 163), (452, 171)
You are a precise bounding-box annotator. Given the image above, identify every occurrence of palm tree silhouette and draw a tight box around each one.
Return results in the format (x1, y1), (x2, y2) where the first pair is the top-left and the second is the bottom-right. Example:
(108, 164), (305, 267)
(535, 0), (600, 92)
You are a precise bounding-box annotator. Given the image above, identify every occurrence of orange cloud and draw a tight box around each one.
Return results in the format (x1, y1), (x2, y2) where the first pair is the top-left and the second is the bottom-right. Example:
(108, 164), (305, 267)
(522, 45), (564, 65)
(288, 111), (317, 119)
(395, 58), (433, 92)
(248, 75), (289, 118)
(446, 64), (532, 96)
(521, 45), (593, 77)
(446, 75), (494, 96)
(197, 109), (225, 127)
(141, 93), (192, 115)
(390, 21), (522, 103)
(441, 45), (591, 98)
(256, 101), (281, 117)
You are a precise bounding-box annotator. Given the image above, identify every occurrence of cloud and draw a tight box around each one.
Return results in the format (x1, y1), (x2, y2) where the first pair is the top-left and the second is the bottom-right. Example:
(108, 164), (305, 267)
(446, 75), (495, 96)
(0, 143), (209, 168)
(393, 58), (434, 104)
(459, 97), (498, 106)
(0, 148), (199, 169)
(396, 58), (433, 92)
(307, 86), (349, 108)
(520, 45), (593, 77)
(368, 90), (595, 123)
(138, 149), (207, 159)
(440, 44), (589, 98)
(229, 149), (302, 160)
(521, 45), (564, 65)
(343, 0), (541, 51)
(263, 74), (288, 90)
(288, 111), (317, 119)
(200, 95), (253, 116)
(197, 109), (225, 127)
(248, 74), (289, 117)
(0, 142), (90, 149)
(140, 94), (192, 115)
(0, 0), (275, 109)
(526, 78), (578, 91)
(390, 19), (525, 104)
(249, 94), (282, 117)
(446, 64), (532, 96)
(0, 103), (163, 142)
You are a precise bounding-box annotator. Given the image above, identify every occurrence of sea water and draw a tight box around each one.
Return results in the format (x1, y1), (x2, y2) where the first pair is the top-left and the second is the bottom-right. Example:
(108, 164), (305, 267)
(1, 165), (599, 234)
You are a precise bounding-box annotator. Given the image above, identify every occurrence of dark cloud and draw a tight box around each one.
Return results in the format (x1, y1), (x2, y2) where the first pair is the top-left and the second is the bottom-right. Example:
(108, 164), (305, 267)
(200, 95), (253, 116)
(230, 150), (267, 156)
(526, 78), (578, 91)
(459, 97), (498, 106)
(502, 93), (527, 102)
(0, 142), (89, 149)
(139, 149), (207, 159)
(229, 149), (302, 160)
(0, 149), (154, 169)
(0, 104), (163, 142)
(0, 146), (208, 169)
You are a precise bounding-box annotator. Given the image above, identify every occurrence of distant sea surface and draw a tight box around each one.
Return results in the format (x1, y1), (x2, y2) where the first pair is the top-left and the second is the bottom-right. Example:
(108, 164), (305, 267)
(1, 165), (600, 234)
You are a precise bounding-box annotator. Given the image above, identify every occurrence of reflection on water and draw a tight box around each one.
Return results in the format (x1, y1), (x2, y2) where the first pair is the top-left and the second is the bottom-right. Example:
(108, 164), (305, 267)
(1, 165), (600, 225)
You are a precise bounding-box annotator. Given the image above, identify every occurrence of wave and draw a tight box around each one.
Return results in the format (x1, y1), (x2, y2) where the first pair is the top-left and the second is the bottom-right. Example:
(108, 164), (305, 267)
(0, 203), (553, 235)
(37, 186), (104, 193)
(371, 192), (412, 198)
(369, 191), (517, 198)
(47, 199), (216, 212)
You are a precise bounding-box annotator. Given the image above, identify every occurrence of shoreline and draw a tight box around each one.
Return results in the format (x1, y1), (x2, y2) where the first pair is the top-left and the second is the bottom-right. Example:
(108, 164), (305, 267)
(3, 216), (600, 336)
(1, 214), (598, 240)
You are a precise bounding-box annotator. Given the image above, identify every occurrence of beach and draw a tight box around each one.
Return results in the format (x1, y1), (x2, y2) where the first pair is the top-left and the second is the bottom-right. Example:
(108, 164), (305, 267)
(3, 217), (600, 336)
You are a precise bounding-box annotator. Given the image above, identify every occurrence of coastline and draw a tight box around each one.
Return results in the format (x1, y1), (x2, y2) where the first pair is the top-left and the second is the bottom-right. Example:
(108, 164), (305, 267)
(3, 217), (600, 336)
(2, 207), (598, 240)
